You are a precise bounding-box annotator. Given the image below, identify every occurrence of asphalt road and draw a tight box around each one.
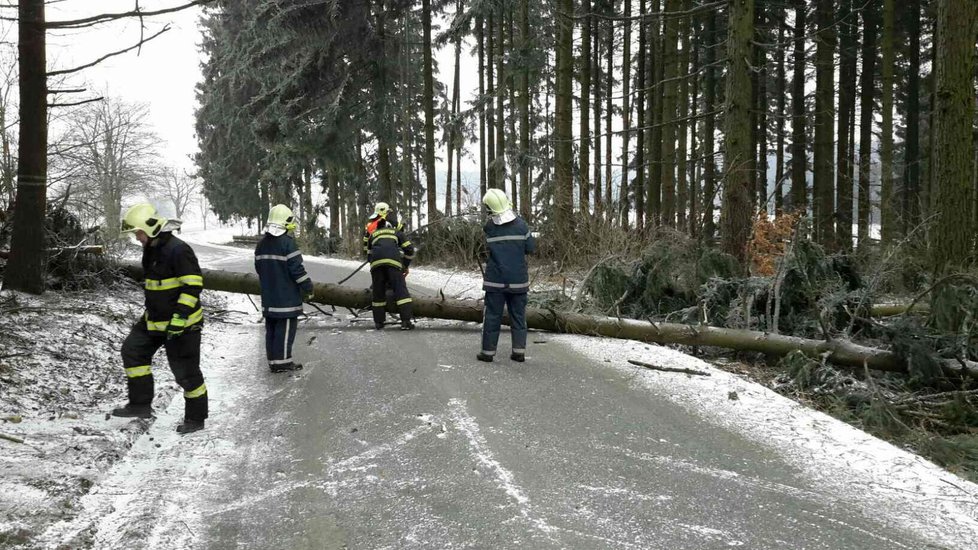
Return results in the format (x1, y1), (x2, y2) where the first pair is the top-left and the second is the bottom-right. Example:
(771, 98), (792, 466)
(71, 238), (941, 549)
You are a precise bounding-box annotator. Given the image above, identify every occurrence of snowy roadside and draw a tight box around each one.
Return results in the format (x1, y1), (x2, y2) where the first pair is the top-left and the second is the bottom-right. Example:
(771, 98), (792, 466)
(0, 284), (253, 549)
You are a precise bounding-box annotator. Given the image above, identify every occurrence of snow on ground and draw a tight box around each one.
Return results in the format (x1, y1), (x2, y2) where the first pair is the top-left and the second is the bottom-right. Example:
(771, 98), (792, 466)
(558, 335), (978, 549)
(0, 285), (252, 549)
(6, 224), (978, 548)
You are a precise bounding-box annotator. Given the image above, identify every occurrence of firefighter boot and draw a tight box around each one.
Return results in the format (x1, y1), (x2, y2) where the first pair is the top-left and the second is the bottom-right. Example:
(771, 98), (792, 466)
(111, 403), (153, 418)
(176, 418), (205, 434)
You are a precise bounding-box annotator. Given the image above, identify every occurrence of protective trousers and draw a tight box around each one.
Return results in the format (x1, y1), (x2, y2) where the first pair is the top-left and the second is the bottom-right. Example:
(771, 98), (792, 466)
(480, 291), (528, 357)
(121, 321), (208, 421)
(265, 316), (299, 368)
(370, 266), (413, 327)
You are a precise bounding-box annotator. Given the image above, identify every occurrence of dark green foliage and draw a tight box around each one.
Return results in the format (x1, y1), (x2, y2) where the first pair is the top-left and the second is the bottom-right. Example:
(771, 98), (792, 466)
(583, 231), (739, 318)
(412, 213), (484, 267)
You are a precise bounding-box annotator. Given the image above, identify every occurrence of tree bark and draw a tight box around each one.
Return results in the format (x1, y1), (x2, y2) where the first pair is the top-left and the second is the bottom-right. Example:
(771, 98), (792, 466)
(555, 0), (575, 239)
(3, 0), (48, 295)
(118, 263), (978, 379)
(857, 1), (878, 246)
(836, 0), (857, 250)
(518, 0), (531, 221)
(422, 0), (437, 222)
(620, 0), (633, 229)
(677, 0), (691, 231)
(579, 0), (591, 217)
(635, 0), (647, 231)
(879, 0), (896, 244)
(495, 6), (507, 192)
(931, 0), (977, 273)
(721, 0), (754, 265)
(814, 0), (837, 249)
(903, 0), (921, 235)
(702, 7), (717, 238)
(789, 0), (807, 215)
(661, 0), (679, 228)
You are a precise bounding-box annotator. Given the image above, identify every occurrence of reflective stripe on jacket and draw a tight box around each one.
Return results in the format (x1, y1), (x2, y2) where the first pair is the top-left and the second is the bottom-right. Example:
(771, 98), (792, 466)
(254, 233), (314, 319)
(142, 233), (203, 331)
(483, 216), (535, 293)
(364, 219), (414, 271)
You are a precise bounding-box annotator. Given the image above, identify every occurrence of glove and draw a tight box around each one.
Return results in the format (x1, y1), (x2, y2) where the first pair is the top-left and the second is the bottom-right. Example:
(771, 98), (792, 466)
(402, 268), (409, 277)
(166, 315), (186, 340)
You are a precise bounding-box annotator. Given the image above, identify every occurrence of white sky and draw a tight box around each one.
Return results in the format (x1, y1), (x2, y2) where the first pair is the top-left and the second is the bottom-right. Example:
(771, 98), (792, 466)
(45, 1), (205, 173)
(39, 1), (485, 176)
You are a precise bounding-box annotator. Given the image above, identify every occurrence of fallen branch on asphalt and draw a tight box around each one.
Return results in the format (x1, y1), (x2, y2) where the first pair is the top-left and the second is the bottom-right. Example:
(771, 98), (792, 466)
(627, 359), (711, 376)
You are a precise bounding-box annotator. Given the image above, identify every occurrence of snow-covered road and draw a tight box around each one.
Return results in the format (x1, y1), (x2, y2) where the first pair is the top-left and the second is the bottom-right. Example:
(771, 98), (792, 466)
(13, 230), (978, 549)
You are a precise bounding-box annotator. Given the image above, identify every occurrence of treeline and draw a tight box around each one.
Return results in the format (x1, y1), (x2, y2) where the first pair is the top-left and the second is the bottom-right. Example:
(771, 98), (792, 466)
(195, 0), (977, 271)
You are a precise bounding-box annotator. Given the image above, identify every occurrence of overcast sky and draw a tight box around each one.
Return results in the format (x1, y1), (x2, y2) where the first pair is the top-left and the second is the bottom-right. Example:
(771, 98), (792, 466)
(40, 1), (483, 177)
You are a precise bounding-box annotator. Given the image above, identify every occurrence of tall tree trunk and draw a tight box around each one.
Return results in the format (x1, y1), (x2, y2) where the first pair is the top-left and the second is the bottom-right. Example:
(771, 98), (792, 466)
(688, 8), (700, 235)
(478, 16), (487, 198)
(579, 0), (591, 216)
(702, 7), (717, 239)
(774, 14), (787, 215)
(649, 0), (664, 226)
(903, 0), (922, 235)
(5, 0), (48, 294)
(677, 0), (691, 231)
(555, 0), (575, 238)
(487, 13), (496, 186)
(495, 6), (507, 192)
(857, 2), (878, 246)
(722, 0), (755, 265)
(836, 0), (857, 250)
(814, 0), (837, 248)
(620, 0), (632, 228)
(328, 166), (339, 238)
(879, 0), (896, 244)
(931, 0), (977, 272)
(605, 15), (614, 222)
(593, 12), (603, 218)
(422, 0), (437, 221)
(661, 0), (680, 228)
(789, 0), (807, 214)
(635, 0), (647, 231)
(518, 0), (531, 220)
(750, 2), (765, 211)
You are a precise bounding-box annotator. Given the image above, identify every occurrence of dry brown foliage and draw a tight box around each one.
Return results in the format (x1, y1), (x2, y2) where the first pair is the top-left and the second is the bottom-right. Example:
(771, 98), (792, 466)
(748, 210), (801, 276)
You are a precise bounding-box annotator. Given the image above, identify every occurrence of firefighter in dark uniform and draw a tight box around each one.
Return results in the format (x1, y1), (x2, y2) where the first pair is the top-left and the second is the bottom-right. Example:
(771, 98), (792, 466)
(112, 203), (208, 434)
(254, 204), (314, 372)
(363, 202), (415, 330)
(477, 189), (536, 363)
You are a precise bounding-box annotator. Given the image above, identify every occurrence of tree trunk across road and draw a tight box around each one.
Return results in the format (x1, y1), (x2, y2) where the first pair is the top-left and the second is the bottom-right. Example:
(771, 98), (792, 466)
(119, 262), (978, 379)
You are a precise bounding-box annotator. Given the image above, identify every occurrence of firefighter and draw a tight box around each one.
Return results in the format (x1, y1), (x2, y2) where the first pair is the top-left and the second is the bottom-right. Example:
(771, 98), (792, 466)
(477, 189), (536, 363)
(112, 203), (208, 434)
(254, 204), (315, 373)
(363, 202), (415, 330)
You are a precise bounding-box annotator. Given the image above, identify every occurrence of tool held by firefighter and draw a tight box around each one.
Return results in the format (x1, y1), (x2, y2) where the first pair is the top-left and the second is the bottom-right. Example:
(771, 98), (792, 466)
(477, 189), (536, 363)
(363, 202), (416, 330)
(112, 203), (208, 434)
(255, 204), (315, 373)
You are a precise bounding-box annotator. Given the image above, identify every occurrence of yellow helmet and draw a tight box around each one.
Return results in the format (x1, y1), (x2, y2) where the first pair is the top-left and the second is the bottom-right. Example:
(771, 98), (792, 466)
(372, 202), (390, 220)
(121, 203), (166, 237)
(482, 188), (511, 214)
(268, 204), (296, 230)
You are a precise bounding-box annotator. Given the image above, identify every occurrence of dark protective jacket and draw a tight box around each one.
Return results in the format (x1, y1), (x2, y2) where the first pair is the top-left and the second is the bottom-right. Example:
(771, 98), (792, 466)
(363, 216), (415, 271)
(482, 216), (536, 293)
(142, 232), (203, 332)
(254, 232), (314, 318)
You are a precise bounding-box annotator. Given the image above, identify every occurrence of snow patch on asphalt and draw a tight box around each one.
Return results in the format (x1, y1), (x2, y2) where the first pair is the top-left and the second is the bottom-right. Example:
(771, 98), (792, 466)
(558, 334), (978, 550)
(448, 398), (558, 538)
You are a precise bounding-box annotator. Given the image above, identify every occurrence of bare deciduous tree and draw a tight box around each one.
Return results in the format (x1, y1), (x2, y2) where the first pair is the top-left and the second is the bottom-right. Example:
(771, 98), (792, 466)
(55, 97), (161, 232)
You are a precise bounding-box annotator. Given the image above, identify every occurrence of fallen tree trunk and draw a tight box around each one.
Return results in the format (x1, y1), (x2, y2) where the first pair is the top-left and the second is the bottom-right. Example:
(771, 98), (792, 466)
(118, 263), (978, 379)
(870, 303), (930, 317)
